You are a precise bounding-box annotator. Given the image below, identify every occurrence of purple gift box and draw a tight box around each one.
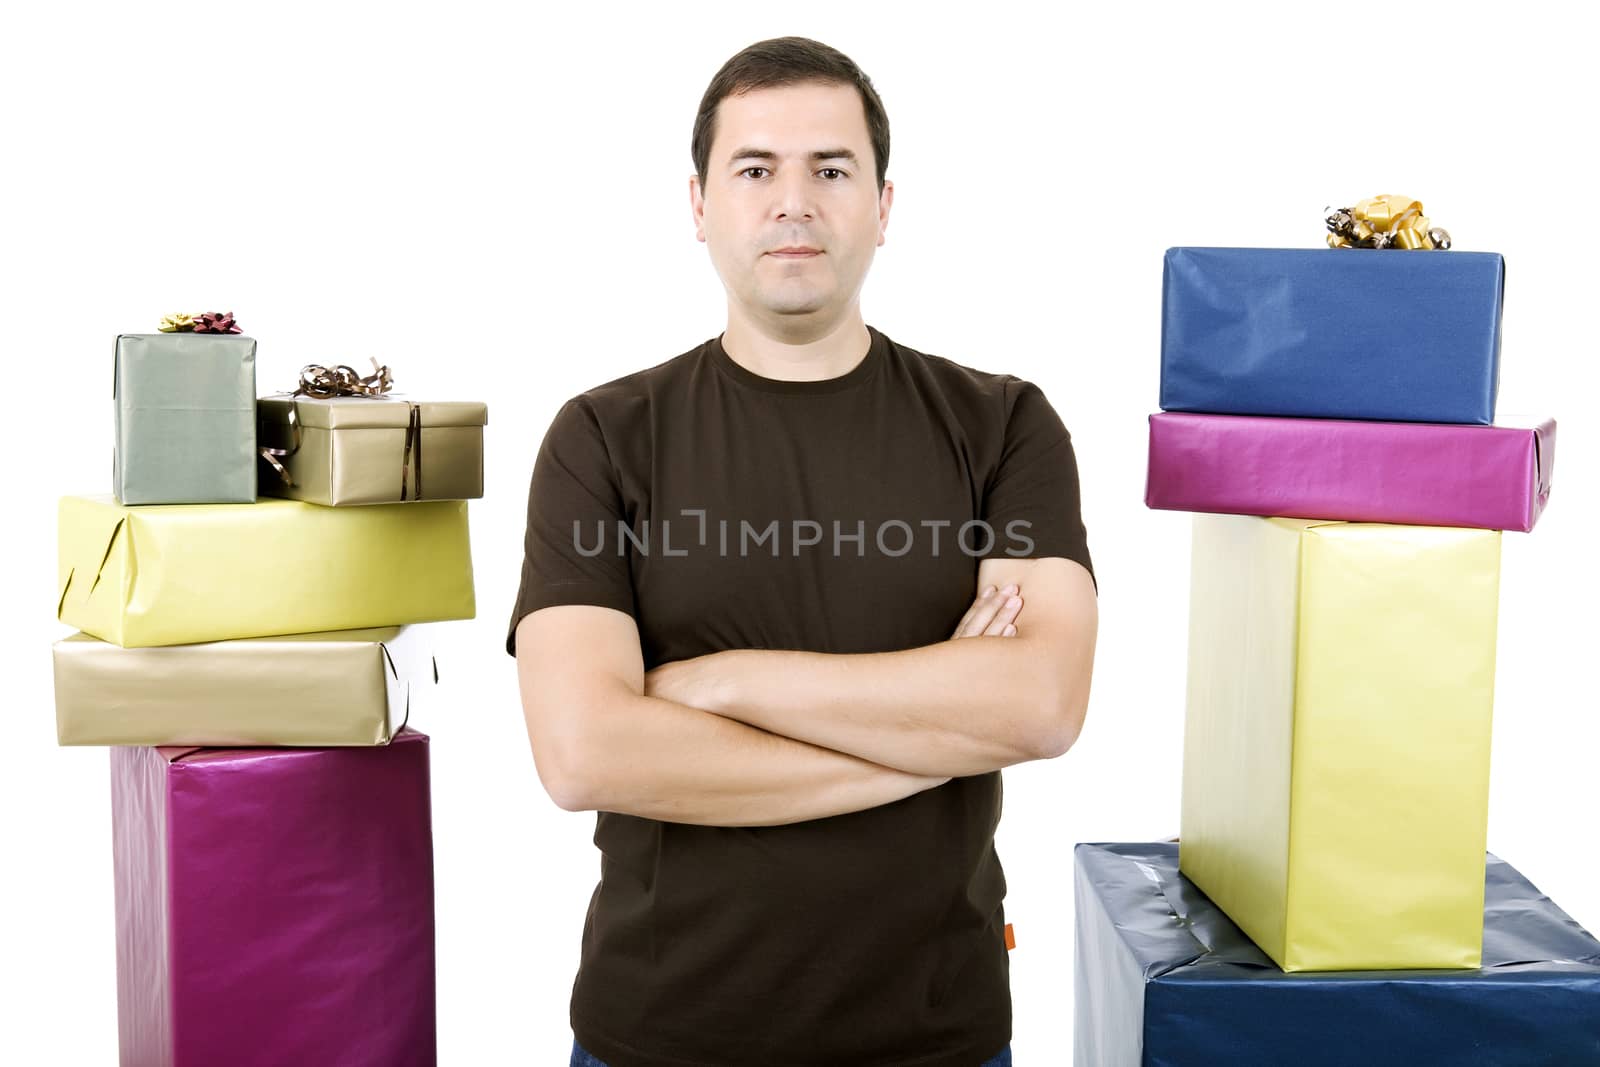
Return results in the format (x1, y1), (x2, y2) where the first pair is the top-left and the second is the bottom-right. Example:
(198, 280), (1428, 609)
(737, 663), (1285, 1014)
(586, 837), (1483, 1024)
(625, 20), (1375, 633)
(112, 728), (437, 1066)
(1145, 412), (1555, 531)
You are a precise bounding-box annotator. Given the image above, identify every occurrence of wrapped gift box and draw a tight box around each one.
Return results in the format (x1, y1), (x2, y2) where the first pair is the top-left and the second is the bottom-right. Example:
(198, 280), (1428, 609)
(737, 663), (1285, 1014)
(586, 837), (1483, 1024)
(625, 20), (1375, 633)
(113, 729), (437, 1066)
(114, 333), (258, 505)
(1073, 842), (1600, 1067)
(57, 494), (475, 647)
(1159, 247), (1505, 424)
(54, 625), (437, 746)
(1146, 412), (1555, 531)
(1181, 513), (1500, 970)
(257, 395), (487, 506)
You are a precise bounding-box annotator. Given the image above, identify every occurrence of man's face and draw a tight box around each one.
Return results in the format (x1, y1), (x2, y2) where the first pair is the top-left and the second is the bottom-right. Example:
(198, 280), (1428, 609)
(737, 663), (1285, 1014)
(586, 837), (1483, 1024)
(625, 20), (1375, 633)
(691, 80), (892, 329)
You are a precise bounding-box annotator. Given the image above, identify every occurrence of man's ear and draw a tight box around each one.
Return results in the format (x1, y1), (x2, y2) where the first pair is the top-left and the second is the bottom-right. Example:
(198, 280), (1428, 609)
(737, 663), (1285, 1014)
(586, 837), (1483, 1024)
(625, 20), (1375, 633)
(878, 178), (894, 246)
(689, 175), (706, 242)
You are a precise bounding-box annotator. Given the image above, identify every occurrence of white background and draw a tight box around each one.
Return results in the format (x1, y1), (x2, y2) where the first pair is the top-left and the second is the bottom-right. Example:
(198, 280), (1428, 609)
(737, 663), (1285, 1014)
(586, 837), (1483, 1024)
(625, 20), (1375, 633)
(5, 1), (1596, 1062)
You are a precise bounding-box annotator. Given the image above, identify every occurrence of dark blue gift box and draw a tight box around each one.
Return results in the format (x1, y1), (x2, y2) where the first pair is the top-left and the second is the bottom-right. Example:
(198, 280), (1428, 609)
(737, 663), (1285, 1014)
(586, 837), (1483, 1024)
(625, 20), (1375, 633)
(1159, 247), (1505, 424)
(1074, 842), (1600, 1067)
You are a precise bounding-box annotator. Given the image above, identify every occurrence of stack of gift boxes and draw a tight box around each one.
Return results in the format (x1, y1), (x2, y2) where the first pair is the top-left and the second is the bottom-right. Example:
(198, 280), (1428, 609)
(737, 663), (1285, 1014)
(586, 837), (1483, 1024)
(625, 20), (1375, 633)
(52, 315), (486, 1066)
(1072, 210), (1600, 1064)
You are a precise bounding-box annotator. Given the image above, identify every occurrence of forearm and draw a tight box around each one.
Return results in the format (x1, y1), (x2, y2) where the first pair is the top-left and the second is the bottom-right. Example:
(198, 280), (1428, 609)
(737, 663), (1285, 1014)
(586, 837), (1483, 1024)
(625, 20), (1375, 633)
(699, 637), (1064, 779)
(564, 689), (950, 827)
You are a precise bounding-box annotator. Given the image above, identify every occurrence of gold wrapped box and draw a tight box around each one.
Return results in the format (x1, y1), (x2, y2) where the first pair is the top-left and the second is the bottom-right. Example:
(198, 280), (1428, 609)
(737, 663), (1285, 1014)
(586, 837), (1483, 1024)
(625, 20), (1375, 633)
(1180, 513), (1500, 971)
(54, 625), (437, 746)
(257, 395), (487, 506)
(57, 494), (475, 647)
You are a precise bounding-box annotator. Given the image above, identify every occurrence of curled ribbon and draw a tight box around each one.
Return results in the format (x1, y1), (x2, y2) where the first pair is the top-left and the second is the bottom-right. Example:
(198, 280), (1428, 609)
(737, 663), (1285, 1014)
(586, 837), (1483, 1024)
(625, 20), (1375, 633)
(293, 357), (394, 399)
(262, 357), (423, 499)
(1325, 195), (1451, 250)
(258, 403), (302, 488)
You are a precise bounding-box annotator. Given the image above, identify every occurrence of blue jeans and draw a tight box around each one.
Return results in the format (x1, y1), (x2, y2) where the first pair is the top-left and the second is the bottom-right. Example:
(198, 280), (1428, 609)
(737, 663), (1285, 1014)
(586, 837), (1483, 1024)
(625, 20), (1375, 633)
(571, 1036), (1012, 1066)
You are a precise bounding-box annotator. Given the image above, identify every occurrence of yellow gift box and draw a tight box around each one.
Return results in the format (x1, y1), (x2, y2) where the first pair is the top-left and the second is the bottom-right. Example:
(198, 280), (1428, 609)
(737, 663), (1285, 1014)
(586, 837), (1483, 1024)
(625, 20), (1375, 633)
(1179, 513), (1500, 971)
(57, 495), (475, 647)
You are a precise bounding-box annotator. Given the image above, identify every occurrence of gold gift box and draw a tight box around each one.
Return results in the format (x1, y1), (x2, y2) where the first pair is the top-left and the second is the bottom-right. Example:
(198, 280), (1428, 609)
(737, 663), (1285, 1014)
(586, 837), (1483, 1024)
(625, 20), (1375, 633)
(1180, 513), (1500, 971)
(257, 395), (487, 506)
(57, 494), (475, 647)
(54, 625), (436, 746)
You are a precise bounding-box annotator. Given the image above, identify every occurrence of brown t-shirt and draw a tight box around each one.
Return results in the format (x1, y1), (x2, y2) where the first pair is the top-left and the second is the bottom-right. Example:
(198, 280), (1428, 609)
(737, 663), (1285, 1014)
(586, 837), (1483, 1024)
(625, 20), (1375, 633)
(507, 324), (1094, 1067)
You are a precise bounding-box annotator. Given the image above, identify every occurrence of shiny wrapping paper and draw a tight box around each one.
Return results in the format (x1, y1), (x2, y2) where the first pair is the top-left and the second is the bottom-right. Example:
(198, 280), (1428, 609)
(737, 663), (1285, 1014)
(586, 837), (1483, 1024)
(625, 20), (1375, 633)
(1159, 247), (1505, 424)
(54, 625), (437, 746)
(1145, 412), (1555, 531)
(257, 395), (487, 506)
(57, 494), (475, 648)
(113, 729), (436, 1066)
(114, 333), (258, 505)
(1181, 513), (1500, 971)
(1073, 843), (1600, 1067)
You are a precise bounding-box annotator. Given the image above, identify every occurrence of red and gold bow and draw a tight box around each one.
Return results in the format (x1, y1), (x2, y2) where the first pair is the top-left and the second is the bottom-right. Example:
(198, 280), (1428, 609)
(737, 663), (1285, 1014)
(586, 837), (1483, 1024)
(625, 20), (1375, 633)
(157, 310), (242, 332)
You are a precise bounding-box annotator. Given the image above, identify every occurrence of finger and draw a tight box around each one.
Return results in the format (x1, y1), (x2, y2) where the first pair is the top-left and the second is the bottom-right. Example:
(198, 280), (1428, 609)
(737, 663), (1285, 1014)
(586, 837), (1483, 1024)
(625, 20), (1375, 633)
(951, 585), (997, 638)
(950, 585), (994, 637)
(982, 594), (1023, 636)
(957, 584), (1018, 639)
(956, 587), (1008, 638)
(1002, 624), (1016, 636)
(983, 595), (1022, 636)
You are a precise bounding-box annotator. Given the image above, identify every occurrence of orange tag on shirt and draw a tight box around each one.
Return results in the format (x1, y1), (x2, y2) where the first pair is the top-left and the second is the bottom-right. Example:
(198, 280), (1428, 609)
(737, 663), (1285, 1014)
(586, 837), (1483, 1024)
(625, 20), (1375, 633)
(1004, 923), (1016, 950)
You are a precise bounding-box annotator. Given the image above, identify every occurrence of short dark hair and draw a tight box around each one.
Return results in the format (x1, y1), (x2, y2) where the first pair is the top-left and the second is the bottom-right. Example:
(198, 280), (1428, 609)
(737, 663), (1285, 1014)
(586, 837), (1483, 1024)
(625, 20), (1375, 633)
(691, 37), (890, 195)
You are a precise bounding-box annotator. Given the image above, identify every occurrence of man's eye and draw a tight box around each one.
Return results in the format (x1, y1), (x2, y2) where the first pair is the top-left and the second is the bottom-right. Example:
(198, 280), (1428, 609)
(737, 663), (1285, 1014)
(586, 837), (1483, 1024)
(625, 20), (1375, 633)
(741, 167), (769, 179)
(819, 168), (844, 180)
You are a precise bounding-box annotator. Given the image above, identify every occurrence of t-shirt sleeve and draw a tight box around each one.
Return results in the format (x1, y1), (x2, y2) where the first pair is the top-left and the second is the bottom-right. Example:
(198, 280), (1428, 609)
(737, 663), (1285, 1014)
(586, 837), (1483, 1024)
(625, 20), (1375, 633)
(977, 378), (1097, 592)
(505, 396), (638, 656)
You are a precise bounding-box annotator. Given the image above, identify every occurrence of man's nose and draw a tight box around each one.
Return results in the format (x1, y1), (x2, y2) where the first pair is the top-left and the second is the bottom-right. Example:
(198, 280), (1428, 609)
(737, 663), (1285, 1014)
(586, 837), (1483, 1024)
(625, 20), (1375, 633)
(773, 168), (815, 221)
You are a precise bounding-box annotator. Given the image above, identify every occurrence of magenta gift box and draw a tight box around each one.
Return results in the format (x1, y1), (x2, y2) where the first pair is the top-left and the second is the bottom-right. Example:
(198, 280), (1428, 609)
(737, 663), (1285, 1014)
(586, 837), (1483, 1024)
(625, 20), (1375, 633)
(112, 729), (436, 1066)
(1145, 412), (1555, 531)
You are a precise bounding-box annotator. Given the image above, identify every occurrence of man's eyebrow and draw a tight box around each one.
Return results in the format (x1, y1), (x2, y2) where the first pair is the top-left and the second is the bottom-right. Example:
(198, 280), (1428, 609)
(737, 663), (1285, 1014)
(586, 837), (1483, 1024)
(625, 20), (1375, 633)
(727, 147), (860, 165)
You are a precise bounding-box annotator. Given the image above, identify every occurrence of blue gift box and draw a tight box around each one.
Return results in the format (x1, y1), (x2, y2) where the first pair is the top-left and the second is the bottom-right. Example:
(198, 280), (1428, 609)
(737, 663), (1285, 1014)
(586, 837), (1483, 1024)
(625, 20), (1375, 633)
(1159, 247), (1504, 424)
(1074, 842), (1600, 1067)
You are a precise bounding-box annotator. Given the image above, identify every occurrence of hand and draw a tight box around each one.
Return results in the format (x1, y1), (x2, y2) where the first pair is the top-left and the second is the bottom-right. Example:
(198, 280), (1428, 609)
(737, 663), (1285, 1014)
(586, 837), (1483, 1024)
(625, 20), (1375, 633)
(643, 652), (736, 714)
(643, 655), (701, 706)
(949, 583), (1023, 639)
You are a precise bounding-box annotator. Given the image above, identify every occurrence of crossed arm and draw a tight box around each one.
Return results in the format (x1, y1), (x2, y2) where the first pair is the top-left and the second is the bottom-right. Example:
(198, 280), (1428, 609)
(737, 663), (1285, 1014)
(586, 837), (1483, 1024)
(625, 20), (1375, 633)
(514, 555), (1098, 827)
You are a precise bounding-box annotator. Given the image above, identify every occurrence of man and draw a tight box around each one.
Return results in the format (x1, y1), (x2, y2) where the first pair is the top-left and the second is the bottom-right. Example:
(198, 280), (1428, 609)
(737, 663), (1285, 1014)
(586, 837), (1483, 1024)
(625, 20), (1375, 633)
(509, 36), (1097, 1067)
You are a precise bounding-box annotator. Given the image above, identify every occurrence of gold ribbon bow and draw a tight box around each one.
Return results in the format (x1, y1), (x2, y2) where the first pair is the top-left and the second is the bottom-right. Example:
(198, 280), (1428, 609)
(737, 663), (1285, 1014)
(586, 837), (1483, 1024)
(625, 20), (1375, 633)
(260, 357), (423, 499)
(1325, 195), (1451, 250)
(158, 313), (196, 333)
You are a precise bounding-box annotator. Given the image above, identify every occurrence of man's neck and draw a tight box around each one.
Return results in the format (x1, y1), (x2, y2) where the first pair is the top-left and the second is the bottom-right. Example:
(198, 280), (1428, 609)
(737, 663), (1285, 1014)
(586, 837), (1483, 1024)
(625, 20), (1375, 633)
(720, 310), (872, 383)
